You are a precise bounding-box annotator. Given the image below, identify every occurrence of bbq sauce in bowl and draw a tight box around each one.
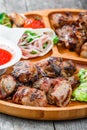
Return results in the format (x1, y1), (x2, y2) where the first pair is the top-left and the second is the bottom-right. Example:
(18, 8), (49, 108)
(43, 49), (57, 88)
(0, 48), (12, 65)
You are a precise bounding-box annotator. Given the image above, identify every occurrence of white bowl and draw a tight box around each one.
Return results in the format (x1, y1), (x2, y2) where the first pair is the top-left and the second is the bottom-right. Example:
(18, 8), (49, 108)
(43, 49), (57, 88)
(0, 37), (22, 74)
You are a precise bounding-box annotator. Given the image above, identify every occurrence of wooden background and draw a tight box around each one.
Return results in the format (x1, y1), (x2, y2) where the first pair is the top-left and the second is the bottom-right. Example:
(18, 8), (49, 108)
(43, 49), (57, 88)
(0, 0), (87, 130)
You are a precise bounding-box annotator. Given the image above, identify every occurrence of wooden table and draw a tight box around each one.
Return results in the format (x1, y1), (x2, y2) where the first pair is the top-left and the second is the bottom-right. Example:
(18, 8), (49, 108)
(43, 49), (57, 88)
(0, 0), (87, 130)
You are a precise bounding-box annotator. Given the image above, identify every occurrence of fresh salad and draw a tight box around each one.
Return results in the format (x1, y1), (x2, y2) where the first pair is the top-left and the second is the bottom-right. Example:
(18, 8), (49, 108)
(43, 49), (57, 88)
(0, 12), (12, 27)
(18, 29), (59, 59)
(72, 69), (87, 102)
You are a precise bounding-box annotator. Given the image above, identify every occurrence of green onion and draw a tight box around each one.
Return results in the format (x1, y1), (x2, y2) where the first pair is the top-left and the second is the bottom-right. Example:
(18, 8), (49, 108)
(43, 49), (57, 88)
(53, 36), (59, 45)
(24, 30), (37, 36)
(30, 50), (37, 54)
(27, 37), (34, 42)
(43, 42), (48, 49)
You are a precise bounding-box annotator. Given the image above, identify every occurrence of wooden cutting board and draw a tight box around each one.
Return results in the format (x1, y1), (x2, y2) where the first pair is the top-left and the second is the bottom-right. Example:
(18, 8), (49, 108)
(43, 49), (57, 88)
(0, 9), (87, 120)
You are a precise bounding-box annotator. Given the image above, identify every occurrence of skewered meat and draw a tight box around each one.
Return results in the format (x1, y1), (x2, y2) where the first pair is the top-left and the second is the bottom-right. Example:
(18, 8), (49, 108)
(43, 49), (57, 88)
(80, 42), (87, 58)
(9, 13), (25, 27)
(0, 75), (16, 99)
(36, 57), (76, 78)
(13, 86), (47, 107)
(12, 60), (38, 83)
(47, 78), (72, 106)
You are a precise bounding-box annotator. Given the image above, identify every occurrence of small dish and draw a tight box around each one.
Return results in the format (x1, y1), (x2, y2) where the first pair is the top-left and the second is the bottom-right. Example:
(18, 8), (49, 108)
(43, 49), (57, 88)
(0, 37), (22, 74)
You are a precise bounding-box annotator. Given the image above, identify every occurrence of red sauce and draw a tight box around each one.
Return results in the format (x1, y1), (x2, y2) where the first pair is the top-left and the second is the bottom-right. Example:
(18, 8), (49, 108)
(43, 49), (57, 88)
(0, 48), (12, 65)
(23, 18), (45, 29)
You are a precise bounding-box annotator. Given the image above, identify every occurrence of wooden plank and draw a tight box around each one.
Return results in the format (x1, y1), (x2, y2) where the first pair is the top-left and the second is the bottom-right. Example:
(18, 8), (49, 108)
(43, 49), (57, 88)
(54, 119), (86, 130)
(0, 114), (14, 130)
(25, 0), (83, 11)
(54, 119), (87, 130)
(4, 0), (27, 13)
(0, 113), (54, 130)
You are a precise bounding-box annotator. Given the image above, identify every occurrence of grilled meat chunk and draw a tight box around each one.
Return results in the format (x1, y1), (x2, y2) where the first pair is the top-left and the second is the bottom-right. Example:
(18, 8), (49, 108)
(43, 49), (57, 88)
(50, 12), (74, 28)
(80, 42), (87, 58)
(74, 26), (87, 54)
(77, 12), (87, 29)
(36, 57), (76, 78)
(61, 60), (76, 77)
(47, 78), (72, 106)
(13, 86), (47, 107)
(56, 24), (87, 53)
(56, 25), (78, 50)
(51, 12), (87, 56)
(36, 57), (62, 78)
(12, 60), (38, 83)
(0, 75), (16, 99)
(33, 77), (74, 106)
(33, 77), (52, 93)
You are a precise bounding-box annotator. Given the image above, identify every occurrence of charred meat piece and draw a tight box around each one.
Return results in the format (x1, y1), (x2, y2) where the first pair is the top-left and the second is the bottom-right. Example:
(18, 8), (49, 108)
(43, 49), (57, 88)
(77, 12), (87, 29)
(13, 86), (47, 107)
(56, 25), (78, 50)
(50, 12), (74, 28)
(47, 57), (76, 77)
(33, 77), (52, 93)
(36, 57), (76, 78)
(66, 76), (79, 88)
(56, 25), (87, 53)
(36, 57), (62, 78)
(12, 60), (38, 83)
(80, 42), (87, 58)
(47, 78), (72, 106)
(74, 26), (87, 54)
(52, 12), (87, 56)
(61, 60), (76, 77)
(9, 13), (25, 27)
(0, 75), (16, 99)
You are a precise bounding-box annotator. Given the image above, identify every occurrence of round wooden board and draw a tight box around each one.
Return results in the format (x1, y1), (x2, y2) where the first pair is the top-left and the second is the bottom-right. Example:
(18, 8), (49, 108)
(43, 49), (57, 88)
(1, 99), (87, 120)
(1, 8), (87, 120)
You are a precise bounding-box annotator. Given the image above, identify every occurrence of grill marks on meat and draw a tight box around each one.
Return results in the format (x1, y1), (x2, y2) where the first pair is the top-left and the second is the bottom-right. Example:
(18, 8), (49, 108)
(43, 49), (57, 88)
(78, 12), (87, 29)
(12, 60), (38, 83)
(0, 75), (16, 99)
(33, 77), (72, 106)
(0, 57), (77, 107)
(51, 12), (87, 56)
(33, 77), (52, 93)
(36, 57), (76, 78)
(47, 78), (72, 106)
(56, 25), (78, 50)
(13, 86), (47, 107)
(50, 12), (74, 28)
(36, 57), (62, 78)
